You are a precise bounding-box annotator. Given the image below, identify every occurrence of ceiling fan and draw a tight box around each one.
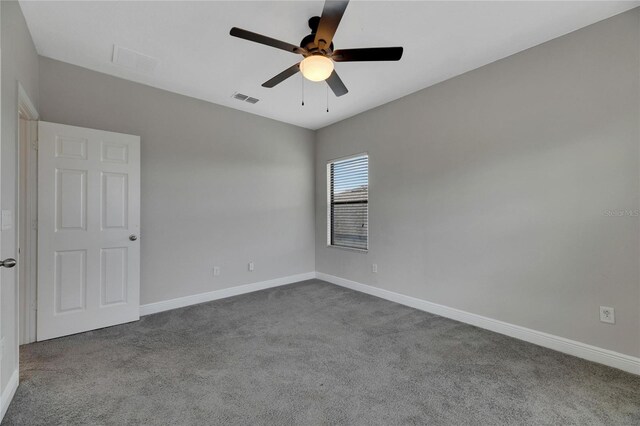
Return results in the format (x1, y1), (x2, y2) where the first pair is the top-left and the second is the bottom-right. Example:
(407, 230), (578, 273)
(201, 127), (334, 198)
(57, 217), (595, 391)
(230, 0), (403, 97)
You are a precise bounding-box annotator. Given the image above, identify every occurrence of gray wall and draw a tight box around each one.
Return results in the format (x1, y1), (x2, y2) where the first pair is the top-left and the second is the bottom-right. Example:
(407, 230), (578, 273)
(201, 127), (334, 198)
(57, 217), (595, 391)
(1, 0), (39, 395)
(315, 9), (640, 357)
(39, 57), (315, 305)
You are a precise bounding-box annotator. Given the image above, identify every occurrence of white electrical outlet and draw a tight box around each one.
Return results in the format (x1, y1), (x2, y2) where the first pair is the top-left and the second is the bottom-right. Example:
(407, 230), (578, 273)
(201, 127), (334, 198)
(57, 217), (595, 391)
(248, 262), (254, 272)
(372, 263), (378, 273)
(600, 306), (615, 324)
(213, 266), (220, 277)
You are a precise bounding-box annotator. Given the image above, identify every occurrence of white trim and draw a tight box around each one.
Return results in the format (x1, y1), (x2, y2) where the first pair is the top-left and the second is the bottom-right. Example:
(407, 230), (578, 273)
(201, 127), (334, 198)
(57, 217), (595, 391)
(23, 120), (38, 344)
(327, 153), (370, 251)
(316, 272), (640, 375)
(326, 244), (368, 254)
(17, 119), (38, 345)
(325, 151), (369, 165)
(17, 84), (39, 345)
(139, 272), (316, 316)
(135, 270), (640, 375)
(17, 84), (39, 120)
(0, 369), (19, 420)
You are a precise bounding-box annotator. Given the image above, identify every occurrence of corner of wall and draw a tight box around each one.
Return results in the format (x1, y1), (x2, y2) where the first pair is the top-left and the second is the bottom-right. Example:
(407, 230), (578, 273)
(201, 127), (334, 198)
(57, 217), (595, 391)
(0, 369), (18, 421)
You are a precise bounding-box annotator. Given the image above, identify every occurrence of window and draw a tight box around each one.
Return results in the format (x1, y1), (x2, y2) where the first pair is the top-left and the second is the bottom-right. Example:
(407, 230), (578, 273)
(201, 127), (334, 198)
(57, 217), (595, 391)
(327, 154), (368, 251)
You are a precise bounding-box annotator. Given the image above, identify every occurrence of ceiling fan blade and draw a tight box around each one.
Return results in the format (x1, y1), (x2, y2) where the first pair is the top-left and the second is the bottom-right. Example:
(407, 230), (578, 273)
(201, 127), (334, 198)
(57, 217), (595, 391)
(230, 27), (305, 55)
(332, 47), (404, 62)
(262, 63), (301, 88)
(314, 1), (349, 50)
(326, 70), (348, 97)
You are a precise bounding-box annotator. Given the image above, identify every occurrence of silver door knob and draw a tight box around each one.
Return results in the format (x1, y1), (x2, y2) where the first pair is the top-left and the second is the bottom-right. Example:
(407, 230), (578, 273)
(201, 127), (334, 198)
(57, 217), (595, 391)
(129, 235), (138, 241)
(0, 258), (16, 268)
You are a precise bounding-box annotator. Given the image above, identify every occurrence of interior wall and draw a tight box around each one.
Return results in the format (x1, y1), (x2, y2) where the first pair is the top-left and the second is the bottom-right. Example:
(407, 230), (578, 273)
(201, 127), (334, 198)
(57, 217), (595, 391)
(315, 9), (640, 357)
(0, 0), (39, 399)
(38, 57), (315, 306)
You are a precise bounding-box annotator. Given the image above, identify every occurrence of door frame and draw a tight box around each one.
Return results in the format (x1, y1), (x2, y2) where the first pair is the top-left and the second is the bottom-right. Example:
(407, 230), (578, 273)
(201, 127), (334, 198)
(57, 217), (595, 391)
(17, 83), (39, 345)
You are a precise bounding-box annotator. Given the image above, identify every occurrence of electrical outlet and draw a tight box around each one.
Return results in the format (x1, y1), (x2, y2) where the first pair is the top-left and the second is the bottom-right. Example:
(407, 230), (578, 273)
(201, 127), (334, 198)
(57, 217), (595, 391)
(372, 263), (378, 273)
(248, 262), (254, 272)
(600, 306), (615, 324)
(213, 266), (220, 277)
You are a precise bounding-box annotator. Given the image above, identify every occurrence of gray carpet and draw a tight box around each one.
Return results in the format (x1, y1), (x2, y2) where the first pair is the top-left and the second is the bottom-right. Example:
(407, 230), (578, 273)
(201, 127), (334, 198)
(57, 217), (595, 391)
(3, 279), (639, 425)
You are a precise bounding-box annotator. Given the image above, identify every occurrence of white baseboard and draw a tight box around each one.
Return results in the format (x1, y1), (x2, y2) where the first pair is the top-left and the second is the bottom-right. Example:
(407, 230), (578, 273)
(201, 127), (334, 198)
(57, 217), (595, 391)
(1, 369), (19, 420)
(138, 270), (639, 375)
(316, 272), (640, 375)
(139, 272), (316, 316)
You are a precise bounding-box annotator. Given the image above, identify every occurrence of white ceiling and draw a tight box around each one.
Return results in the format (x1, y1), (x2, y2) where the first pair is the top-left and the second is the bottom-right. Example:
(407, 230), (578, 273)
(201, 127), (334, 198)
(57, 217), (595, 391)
(20, 1), (639, 130)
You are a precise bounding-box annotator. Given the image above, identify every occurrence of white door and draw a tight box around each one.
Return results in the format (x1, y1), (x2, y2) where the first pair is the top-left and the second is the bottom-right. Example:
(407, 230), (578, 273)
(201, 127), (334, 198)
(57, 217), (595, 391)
(37, 122), (140, 341)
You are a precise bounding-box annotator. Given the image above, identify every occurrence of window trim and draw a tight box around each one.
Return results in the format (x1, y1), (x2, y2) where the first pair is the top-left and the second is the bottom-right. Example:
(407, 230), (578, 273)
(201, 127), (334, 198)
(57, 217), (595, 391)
(326, 152), (369, 253)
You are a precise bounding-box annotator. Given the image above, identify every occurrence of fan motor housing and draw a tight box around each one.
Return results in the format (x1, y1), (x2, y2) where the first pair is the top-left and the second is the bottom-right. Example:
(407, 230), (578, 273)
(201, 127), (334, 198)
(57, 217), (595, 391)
(301, 16), (334, 55)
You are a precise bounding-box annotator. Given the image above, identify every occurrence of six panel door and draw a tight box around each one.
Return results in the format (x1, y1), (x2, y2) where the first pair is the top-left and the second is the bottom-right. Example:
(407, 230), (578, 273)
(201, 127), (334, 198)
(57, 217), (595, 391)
(37, 122), (140, 341)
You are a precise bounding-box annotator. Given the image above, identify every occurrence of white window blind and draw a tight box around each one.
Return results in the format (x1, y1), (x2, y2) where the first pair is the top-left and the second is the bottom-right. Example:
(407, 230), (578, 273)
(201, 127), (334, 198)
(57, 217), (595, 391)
(328, 154), (368, 250)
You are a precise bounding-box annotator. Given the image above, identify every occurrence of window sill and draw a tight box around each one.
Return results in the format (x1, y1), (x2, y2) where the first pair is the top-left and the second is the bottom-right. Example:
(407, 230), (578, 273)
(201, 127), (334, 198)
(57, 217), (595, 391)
(326, 244), (368, 254)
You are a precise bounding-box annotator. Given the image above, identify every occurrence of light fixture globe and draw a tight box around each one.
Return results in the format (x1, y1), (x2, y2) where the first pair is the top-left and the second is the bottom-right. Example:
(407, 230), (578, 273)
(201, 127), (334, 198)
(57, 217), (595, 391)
(300, 55), (334, 82)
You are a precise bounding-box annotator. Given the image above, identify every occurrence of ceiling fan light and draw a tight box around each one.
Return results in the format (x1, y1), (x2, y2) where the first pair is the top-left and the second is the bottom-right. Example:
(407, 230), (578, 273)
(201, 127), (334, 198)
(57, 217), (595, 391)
(300, 55), (334, 82)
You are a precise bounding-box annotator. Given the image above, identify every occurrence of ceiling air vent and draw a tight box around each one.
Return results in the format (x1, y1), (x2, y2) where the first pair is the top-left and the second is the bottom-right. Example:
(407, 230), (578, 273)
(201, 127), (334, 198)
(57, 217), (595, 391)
(112, 45), (157, 74)
(232, 93), (260, 104)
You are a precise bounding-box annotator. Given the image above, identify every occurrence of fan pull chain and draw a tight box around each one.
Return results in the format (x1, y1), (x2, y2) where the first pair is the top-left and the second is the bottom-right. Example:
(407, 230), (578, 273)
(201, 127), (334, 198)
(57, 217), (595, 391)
(326, 85), (329, 113)
(301, 75), (305, 106)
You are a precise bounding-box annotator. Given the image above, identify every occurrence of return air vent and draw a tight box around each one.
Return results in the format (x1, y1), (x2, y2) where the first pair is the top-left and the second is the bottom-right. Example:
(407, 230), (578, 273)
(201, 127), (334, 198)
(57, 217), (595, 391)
(112, 45), (157, 74)
(232, 92), (260, 104)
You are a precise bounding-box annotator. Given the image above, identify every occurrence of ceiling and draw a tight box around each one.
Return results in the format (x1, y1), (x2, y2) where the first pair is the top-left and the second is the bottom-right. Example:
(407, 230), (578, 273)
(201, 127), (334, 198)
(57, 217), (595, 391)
(20, 1), (639, 130)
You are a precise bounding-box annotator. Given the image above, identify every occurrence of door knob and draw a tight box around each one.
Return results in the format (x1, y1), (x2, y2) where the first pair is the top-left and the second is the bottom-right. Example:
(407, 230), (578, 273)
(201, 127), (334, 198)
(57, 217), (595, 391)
(0, 258), (16, 268)
(129, 235), (138, 241)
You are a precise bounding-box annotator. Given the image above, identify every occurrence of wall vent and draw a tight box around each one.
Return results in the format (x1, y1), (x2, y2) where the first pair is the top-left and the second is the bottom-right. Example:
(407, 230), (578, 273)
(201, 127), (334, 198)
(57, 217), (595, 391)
(232, 93), (260, 104)
(112, 45), (158, 74)
(232, 93), (249, 101)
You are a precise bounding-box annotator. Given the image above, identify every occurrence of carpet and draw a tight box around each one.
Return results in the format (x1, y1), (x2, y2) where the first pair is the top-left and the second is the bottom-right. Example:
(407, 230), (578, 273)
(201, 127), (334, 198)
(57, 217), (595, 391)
(3, 279), (639, 425)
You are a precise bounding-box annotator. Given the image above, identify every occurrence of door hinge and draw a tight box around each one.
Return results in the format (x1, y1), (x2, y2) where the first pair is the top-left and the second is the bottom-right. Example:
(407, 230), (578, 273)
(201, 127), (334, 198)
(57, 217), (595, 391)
(32, 139), (38, 150)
